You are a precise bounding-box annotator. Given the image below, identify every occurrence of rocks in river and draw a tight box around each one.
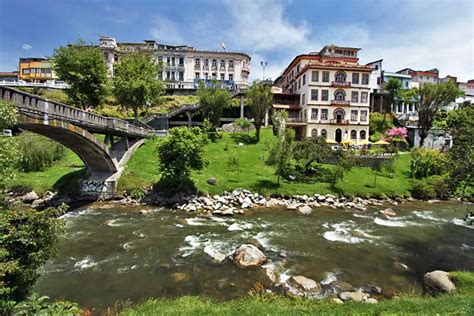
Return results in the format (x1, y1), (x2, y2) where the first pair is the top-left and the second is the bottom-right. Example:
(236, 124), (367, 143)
(380, 208), (397, 217)
(339, 291), (367, 302)
(365, 298), (378, 304)
(207, 177), (218, 185)
(332, 298), (344, 304)
(289, 275), (322, 293)
(427, 199), (440, 204)
(423, 270), (456, 295)
(297, 205), (313, 215)
(233, 244), (267, 269)
(286, 203), (299, 210)
(203, 245), (227, 264)
(393, 261), (410, 272)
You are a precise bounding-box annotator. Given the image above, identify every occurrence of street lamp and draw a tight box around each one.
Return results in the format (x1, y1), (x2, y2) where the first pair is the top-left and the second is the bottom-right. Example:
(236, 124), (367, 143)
(260, 61), (267, 81)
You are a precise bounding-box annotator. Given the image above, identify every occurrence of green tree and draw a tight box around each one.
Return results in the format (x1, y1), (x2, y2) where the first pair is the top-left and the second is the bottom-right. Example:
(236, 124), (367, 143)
(265, 128), (295, 185)
(52, 40), (108, 109)
(382, 78), (402, 123)
(273, 110), (288, 136)
(415, 81), (461, 147)
(113, 53), (164, 122)
(0, 100), (19, 189)
(293, 136), (331, 175)
(247, 81), (272, 141)
(155, 127), (208, 192)
(446, 101), (473, 194)
(197, 82), (232, 130)
(329, 151), (355, 189)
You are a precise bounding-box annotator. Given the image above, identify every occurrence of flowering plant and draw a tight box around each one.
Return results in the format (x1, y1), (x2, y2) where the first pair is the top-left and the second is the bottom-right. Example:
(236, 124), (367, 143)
(385, 127), (407, 143)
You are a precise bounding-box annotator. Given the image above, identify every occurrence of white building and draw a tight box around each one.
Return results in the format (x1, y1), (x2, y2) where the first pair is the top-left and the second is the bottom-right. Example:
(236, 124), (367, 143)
(273, 45), (373, 143)
(99, 36), (250, 92)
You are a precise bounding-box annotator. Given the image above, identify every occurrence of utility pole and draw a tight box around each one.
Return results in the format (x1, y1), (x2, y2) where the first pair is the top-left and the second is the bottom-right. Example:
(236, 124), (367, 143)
(260, 61), (267, 81)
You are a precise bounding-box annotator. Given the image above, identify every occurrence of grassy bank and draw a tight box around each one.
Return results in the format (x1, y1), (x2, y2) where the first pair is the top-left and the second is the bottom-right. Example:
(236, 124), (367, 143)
(120, 128), (413, 198)
(121, 271), (474, 315)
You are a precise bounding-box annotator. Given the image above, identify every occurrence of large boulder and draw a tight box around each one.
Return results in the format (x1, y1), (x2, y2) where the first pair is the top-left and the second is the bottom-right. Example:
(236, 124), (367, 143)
(423, 270), (456, 295)
(289, 275), (322, 293)
(297, 205), (313, 215)
(339, 291), (366, 302)
(21, 191), (39, 203)
(233, 244), (267, 268)
(380, 208), (397, 217)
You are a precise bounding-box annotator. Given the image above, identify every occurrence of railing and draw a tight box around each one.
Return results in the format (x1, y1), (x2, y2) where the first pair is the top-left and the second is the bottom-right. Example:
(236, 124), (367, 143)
(286, 117), (306, 123)
(331, 100), (351, 106)
(0, 80), (70, 89)
(0, 86), (151, 137)
(332, 81), (351, 87)
(329, 119), (349, 125)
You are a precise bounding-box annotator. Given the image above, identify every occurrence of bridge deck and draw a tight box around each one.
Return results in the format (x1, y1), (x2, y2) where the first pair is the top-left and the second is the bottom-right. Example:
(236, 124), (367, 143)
(0, 86), (151, 138)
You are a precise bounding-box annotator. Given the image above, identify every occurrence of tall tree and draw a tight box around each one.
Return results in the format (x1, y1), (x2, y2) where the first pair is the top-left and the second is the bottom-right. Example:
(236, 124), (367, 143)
(0, 100), (19, 189)
(382, 78), (402, 124)
(196, 81), (232, 129)
(265, 128), (295, 185)
(52, 40), (108, 109)
(246, 80), (272, 141)
(113, 53), (164, 122)
(293, 135), (331, 174)
(416, 81), (461, 147)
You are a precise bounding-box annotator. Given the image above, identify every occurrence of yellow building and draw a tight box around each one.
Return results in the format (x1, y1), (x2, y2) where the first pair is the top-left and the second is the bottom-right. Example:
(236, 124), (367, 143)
(19, 58), (57, 82)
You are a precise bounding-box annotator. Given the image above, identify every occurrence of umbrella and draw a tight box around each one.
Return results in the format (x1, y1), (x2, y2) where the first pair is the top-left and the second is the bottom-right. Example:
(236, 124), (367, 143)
(325, 139), (337, 144)
(358, 140), (373, 145)
(374, 140), (390, 145)
(341, 140), (354, 145)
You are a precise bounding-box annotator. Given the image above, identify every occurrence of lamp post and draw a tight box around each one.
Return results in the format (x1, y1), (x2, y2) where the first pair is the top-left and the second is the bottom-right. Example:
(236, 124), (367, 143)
(260, 61), (267, 81)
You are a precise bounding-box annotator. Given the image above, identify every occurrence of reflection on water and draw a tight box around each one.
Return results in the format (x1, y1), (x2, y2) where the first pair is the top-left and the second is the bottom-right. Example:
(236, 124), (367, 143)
(35, 201), (474, 311)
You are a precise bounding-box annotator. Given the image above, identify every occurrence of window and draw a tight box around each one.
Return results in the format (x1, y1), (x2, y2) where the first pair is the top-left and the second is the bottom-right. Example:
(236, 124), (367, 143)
(158, 56), (163, 63)
(302, 74), (306, 85)
(298, 78), (301, 89)
(22, 69), (30, 74)
(195, 58), (200, 66)
(321, 109), (328, 120)
(360, 110), (368, 122)
(360, 130), (367, 139)
(321, 129), (327, 139)
(334, 90), (345, 101)
(212, 73), (217, 79)
(311, 108), (318, 119)
(204, 72), (209, 79)
(335, 71), (346, 83)
(212, 59), (217, 67)
(171, 71), (175, 80)
(377, 77), (381, 85)
(351, 91), (359, 102)
(220, 73), (225, 80)
(220, 59), (225, 68)
(179, 72), (184, 81)
(361, 92), (368, 103)
(350, 130), (357, 140)
(352, 73), (359, 84)
(312, 71), (319, 82)
(195, 72), (200, 79)
(301, 94), (305, 105)
(322, 71), (330, 82)
(375, 65), (379, 70)
(204, 59), (209, 67)
(166, 57), (171, 66)
(321, 89), (329, 101)
(166, 71), (170, 79)
(171, 57), (175, 66)
(311, 89), (318, 101)
(296, 64), (300, 73)
(179, 57), (184, 66)
(351, 110), (358, 121)
(229, 60), (234, 67)
(229, 74), (233, 81)
(362, 73), (369, 85)
(311, 129), (318, 137)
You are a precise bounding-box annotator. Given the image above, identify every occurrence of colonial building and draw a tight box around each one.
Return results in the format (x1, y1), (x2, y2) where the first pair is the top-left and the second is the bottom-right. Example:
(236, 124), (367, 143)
(397, 68), (439, 87)
(273, 45), (373, 143)
(99, 36), (250, 93)
(18, 58), (57, 82)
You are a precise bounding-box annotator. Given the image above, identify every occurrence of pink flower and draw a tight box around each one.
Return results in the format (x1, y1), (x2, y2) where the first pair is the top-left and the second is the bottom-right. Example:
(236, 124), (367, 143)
(386, 127), (407, 138)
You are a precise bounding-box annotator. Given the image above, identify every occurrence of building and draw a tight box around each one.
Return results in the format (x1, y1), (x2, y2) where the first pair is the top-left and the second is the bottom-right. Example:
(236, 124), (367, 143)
(273, 45), (373, 142)
(439, 76), (474, 110)
(397, 68), (439, 86)
(18, 58), (57, 82)
(0, 71), (19, 82)
(99, 36), (251, 93)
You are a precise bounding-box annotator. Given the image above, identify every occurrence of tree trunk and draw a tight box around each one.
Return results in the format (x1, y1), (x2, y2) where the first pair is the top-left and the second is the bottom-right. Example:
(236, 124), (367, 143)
(134, 108), (138, 124)
(255, 125), (261, 141)
(419, 130), (426, 148)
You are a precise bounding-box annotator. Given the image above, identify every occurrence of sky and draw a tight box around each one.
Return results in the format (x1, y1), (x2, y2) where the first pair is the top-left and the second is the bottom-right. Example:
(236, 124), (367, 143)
(0, 0), (473, 81)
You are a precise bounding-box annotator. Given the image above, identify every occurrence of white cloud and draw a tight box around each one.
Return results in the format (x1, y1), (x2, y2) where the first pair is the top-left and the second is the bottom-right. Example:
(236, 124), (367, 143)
(150, 16), (185, 44)
(22, 44), (32, 50)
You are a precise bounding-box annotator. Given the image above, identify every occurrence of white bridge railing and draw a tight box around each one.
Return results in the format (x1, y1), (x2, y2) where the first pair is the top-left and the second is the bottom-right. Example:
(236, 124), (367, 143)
(0, 80), (70, 89)
(0, 86), (151, 137)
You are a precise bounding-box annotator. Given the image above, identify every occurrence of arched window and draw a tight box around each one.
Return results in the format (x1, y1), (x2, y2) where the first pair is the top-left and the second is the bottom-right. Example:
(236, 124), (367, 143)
(334, 89), (346, 101)
(350, 130), (357, 140)
(311, 129), (318, 138)
(321, 129), (327, 139)
(333, 108), (345, 122)
(360, 130), (367, 139)
(335, 71), (347, 83)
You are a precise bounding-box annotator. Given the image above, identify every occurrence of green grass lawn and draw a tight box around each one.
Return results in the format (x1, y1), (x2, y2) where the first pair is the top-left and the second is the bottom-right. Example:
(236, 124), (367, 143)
(120, 128), (413, 198)
(121, 271), (474, 315)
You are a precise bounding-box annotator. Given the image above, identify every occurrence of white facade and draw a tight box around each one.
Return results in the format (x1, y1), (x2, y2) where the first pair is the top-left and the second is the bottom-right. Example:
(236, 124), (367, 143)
(99, 36), (250, 91)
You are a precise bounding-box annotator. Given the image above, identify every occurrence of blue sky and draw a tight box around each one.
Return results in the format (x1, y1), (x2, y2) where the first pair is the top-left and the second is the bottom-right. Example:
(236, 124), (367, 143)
(1, 0), (473, 81)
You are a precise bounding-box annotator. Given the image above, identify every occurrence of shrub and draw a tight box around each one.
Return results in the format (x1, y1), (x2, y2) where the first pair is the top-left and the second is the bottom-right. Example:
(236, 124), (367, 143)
(411, 180), (436, 200)
(17, 132), (66, 172)
(430, 175), (451, 199)
(410, 148), (448, 179)
(12, 295), (81, 315)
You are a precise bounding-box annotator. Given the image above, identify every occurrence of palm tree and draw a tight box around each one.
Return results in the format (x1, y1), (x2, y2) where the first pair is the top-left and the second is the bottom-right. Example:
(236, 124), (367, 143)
(381, 78), (403, 125)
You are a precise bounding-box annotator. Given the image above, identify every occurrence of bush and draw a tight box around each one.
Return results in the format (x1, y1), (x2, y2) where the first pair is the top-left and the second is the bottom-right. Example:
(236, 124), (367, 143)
(410, 148), (448, 179)
(12, 295), (81, 315)
(411, 180), (436, 200)
(430, 175), (451, 199)
(17, 132), (66, 172)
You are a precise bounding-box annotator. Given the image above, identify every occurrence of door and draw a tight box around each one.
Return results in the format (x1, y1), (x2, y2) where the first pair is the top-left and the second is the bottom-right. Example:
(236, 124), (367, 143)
(335, 129), (342, 142)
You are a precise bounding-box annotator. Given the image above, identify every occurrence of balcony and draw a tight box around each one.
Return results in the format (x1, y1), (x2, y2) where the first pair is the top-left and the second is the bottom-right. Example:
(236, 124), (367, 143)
(228, 66), (234, 71)
(286, 117), (307, 125)
(219, 66), (226, 71)
(242, 65), (250, 73)
(330, 119), (349, 125)
(203, 65), (209, 70)
(331, 100), (351, 106)
(194, 64), (201, 70)
(332, 81), (351, 88)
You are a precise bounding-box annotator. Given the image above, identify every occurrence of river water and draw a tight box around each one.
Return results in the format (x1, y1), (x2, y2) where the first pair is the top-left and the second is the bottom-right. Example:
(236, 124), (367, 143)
(35, 201), (473, 311)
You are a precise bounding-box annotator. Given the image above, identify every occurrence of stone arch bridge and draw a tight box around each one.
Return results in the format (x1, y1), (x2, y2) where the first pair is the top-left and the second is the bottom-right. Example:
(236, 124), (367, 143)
(0, 86), (156, 198)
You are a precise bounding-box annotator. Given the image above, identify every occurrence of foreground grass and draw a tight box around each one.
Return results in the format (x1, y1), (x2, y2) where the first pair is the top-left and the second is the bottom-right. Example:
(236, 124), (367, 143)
(120, 128), (412, 197)
(121, 271), (474, 315)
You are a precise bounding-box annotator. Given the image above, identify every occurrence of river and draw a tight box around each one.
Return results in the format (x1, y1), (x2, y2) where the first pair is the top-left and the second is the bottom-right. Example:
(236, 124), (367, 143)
(35, 200), (473, 311)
